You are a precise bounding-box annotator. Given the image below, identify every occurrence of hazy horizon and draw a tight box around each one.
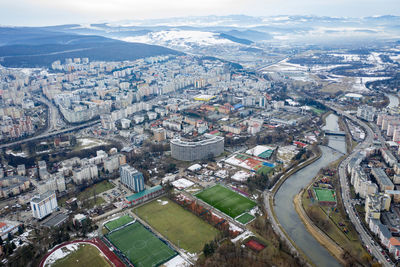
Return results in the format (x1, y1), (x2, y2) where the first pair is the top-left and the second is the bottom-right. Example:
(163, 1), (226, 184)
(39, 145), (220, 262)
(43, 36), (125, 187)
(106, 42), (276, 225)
(1, 0), (399, 26)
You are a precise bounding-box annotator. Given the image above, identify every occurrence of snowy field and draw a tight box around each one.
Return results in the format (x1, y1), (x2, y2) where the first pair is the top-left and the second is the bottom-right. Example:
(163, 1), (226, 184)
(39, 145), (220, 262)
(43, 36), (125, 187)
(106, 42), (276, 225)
(172, 178), (194, 189)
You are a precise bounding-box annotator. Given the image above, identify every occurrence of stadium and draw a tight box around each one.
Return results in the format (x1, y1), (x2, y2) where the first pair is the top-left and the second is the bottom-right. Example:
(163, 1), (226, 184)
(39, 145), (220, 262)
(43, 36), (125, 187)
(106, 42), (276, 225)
(104, 217), (177, 267)
(195, 184), (256, 218)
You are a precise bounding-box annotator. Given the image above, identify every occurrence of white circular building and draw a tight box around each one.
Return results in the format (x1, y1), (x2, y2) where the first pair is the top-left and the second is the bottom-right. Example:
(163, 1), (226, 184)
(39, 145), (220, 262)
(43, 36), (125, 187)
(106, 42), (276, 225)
(171, 134), (224, 161)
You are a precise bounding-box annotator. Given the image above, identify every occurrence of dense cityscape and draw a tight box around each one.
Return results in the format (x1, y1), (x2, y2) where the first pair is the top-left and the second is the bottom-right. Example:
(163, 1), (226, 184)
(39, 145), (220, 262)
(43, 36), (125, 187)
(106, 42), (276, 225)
(0, 3), (400, 267)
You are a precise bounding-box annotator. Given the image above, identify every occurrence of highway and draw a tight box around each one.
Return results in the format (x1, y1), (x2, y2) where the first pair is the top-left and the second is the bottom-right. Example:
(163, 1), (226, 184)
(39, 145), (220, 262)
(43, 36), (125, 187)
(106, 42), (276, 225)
(325, 102), (393, 266)
(0, 120), (100, 149)
(33, 95), (66, 133)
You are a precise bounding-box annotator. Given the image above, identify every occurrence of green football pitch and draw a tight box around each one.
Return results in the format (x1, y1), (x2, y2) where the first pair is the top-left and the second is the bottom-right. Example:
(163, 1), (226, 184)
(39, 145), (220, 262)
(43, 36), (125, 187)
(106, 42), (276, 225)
(236, 213), (255, 224)
(314, 188), (336, 202)
(106, 222), (177, 267)
(105, 215), (133, 231)
(195, 184), (256, 218)
(134, 197), (219, 253)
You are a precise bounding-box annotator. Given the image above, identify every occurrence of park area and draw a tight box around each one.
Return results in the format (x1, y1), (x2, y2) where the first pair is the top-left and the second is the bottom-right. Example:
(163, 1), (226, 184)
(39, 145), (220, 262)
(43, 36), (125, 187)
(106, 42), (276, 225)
(134, 197), (220, 253)
(106, 221), (177, 267)
(195, 184), (256, 218)
(105, 215), (134, 231)
(46, 243), (111, 267)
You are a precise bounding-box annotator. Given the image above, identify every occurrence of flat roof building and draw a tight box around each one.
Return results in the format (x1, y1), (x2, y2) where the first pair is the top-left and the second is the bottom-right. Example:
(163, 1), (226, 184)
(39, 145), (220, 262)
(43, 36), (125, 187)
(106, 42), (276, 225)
(171, 134), (224, 161)
(31, 191), (58, 220)
(371, 168), (395, 191)
(120, 164), (145, 193)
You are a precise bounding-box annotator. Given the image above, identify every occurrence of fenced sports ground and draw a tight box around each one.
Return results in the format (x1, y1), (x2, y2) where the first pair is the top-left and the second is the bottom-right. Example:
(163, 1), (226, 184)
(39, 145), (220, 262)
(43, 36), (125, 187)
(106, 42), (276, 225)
(106, 221), (177, 267)
(195, 184), (256, 218)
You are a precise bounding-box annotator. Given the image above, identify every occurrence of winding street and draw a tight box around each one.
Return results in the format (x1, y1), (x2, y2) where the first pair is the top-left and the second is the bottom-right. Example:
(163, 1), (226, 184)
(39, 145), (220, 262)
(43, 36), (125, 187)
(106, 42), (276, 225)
(326, 102), (393, 266)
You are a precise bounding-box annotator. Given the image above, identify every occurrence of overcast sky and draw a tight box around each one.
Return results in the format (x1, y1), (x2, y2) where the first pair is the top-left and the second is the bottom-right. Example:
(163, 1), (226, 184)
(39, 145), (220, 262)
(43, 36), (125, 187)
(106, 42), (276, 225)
(1, 0), (399, 26)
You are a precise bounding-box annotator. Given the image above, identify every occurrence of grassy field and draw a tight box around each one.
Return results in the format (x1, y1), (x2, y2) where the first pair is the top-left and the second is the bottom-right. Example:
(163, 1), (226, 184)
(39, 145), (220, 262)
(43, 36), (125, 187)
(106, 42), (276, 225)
(302, 189), (368, 263)
(78, 180), (114, 208)
(78, 180), (114, 201)
(236, 213), (255, 224)
(134, 197), (219, 253)
(51, 244), (111, 267)
(106, 222), (176, 267)
(195, 184), (256, 218)
(314, 188), (336, 202)
(312, 107), (326, 115)
(256, 166), (273, 175)
(105, 215), (134, 231)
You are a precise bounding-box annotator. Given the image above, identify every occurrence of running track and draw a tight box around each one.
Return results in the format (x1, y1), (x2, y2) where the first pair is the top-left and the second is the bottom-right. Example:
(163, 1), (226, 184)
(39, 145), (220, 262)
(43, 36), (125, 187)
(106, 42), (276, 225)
(39, 238), (125, 267)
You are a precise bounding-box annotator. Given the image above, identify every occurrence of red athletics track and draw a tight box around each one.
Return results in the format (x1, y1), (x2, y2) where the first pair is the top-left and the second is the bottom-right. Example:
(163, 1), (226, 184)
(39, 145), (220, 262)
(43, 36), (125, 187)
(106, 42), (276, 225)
(39, 238), (125, 267)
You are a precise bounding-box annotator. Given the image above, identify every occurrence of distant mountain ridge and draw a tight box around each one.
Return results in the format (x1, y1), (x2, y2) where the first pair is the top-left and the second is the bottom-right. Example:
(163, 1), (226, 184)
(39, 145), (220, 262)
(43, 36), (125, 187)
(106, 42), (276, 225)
(0, 27), (181, 68)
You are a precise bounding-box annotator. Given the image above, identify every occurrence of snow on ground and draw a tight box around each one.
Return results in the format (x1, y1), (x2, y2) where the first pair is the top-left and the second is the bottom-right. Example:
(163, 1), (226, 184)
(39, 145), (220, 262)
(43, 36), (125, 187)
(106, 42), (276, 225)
(164, 255), (190, 267)
(5, 150), (28, 158)
(225, 156), (252, 170)
(157, 199), (169, 205)
(246, 145), (275, 157)
(78, 138), (107, 150)
(329, 53), (361, 61)
(249, 207), (260, 216)
(231, 171), (252, 182)
(122, 30), (235, 49)
(352, 77), (390, 92)
(231, 230), (254, 244)
(172, 178), (194, 189)
(44, 243), (80, 266)
(162, 174), (177, 184)
(102, 213), (127, 226)
(185, 187), (201, 193)
(229, 222), (243, 233)
(390, 54), (400, 62)
(262, 60), (308, 72)
(215, 169), (228, 179)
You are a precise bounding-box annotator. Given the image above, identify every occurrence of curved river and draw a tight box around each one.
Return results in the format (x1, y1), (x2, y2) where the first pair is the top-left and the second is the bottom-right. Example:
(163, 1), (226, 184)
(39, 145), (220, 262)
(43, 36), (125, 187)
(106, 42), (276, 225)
(386, 93), (399, 109)
(274, 114), (345, 267)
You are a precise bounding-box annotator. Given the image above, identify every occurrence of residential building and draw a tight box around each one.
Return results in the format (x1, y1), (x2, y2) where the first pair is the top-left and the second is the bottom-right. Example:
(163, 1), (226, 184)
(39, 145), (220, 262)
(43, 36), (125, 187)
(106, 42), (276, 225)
(371, 167), (395, 191)
(30, 191), (58, 220)
(120, 164), (145, 193)
(171, 134), (224, 161)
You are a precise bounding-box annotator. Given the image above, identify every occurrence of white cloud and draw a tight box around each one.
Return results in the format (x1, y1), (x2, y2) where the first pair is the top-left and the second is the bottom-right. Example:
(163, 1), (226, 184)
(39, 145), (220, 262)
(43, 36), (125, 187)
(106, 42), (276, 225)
(0, 0), (399, 26)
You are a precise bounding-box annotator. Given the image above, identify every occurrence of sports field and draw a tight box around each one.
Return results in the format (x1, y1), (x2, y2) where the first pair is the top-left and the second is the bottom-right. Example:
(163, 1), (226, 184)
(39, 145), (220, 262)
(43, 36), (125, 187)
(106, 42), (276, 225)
(314, 188), (336, 202)
(105, 215), (133, 231)
(51, 244), (111, 267)
(106, 222), (176, 267)
(195, 184), (256, 218)
(134, 197), (219, 253)
(236, 213), (255, 224)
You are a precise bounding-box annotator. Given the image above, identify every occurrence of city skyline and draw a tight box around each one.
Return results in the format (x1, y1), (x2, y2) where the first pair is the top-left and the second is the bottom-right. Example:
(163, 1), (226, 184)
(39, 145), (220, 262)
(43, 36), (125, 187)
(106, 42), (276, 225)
(1, 0), (399, 26)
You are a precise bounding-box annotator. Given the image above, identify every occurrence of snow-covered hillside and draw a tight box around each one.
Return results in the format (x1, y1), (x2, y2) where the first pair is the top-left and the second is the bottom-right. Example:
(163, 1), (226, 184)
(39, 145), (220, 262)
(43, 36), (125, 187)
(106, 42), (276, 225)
(122, 30), (235, 50)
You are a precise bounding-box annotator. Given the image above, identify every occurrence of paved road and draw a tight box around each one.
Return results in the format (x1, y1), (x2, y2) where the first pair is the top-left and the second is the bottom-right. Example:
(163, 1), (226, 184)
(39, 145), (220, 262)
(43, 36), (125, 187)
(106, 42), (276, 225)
(325, 102), (393, 266)
(34, 95), (66, 133)
(0, 120), (100, 149)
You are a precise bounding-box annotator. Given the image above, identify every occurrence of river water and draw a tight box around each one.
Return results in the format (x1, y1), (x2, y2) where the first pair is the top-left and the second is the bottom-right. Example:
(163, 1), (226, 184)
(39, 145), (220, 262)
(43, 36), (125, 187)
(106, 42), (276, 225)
(274, 114), (345, 267)
(386, 93), (399, 109)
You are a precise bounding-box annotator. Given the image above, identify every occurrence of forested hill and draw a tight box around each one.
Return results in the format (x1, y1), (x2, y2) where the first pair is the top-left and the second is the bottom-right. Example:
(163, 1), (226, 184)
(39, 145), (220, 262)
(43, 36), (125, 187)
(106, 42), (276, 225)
(0, 27), (181, 68)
